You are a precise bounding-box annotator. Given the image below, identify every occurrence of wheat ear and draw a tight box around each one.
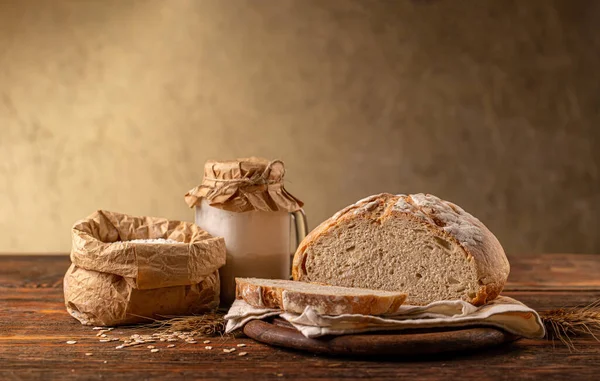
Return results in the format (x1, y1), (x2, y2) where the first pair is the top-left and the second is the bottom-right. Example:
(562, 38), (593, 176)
(539, 299), (600, 350)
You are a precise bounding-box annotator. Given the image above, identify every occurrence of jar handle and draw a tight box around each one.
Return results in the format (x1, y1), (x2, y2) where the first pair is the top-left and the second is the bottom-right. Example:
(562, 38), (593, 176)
(290, 209), (308, 273)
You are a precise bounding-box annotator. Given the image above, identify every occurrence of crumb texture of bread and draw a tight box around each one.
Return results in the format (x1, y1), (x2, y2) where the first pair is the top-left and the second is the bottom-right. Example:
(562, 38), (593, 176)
(235, 277), (406, 315)
(292, 193), (509, 306)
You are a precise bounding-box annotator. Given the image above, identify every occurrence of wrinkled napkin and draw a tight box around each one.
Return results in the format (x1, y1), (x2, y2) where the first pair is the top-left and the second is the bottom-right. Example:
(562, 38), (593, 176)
(225, 296), (545, 339)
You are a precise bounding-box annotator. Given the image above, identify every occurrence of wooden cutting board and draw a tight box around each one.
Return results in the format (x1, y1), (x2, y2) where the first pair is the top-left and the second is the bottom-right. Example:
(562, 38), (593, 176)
(243, 318), (519, 357)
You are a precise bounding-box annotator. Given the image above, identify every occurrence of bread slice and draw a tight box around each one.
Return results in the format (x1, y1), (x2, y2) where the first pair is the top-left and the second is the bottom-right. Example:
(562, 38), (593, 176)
(235, 277), (407, 315)
(292, 193), (510, 306)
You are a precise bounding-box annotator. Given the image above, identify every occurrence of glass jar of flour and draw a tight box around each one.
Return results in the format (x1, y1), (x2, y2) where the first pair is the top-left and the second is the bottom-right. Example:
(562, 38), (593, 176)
(185, 158), (307, 306)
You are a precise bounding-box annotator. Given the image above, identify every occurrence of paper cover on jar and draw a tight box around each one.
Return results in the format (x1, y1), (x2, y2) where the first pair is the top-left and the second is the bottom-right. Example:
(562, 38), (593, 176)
(184, 157), (303, 213)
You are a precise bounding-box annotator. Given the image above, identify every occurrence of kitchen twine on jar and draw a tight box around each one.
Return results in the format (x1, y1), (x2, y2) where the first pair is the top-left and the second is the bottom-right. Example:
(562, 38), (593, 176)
(201, 159), (285, 198)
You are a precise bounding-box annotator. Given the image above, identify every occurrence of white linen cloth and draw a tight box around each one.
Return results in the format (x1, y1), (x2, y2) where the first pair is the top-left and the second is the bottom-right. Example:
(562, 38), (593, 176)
(225, 296), (545, 339)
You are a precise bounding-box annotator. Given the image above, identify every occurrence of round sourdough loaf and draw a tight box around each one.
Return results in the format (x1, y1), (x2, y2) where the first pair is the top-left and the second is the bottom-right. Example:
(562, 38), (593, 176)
(292, 193), (509, 306)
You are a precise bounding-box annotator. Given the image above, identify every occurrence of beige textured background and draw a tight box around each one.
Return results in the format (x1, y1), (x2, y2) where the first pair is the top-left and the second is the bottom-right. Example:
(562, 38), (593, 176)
(0, 0), (598, 254)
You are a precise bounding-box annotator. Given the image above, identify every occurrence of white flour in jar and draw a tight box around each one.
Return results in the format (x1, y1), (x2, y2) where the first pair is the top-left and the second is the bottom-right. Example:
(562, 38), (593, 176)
(195, 199), (291, 306)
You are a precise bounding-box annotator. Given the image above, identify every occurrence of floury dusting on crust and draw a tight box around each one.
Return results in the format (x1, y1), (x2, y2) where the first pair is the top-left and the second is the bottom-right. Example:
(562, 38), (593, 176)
(331, 194), (381, 221)
(393, 194), (485, 247)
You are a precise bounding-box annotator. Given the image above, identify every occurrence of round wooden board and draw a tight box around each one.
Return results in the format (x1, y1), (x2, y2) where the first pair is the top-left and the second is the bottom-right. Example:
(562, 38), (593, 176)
(243, 318), (520, 357)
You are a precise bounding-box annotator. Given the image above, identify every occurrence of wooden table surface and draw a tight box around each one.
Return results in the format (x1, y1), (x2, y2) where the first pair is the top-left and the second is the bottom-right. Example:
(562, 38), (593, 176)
(1, 253), (599, 381)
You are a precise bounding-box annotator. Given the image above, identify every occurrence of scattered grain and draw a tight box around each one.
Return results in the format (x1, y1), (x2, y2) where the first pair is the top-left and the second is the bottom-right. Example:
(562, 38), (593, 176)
(147, 345), (155, 349)
(238, 352), (248, 356)
(167, 344), (175, 348)
(85, 353), (93, 356)
(237, 343), (246, 347)
(203, 340), (211, 344)
(150, 348), (160, 353)
(115, 345), (124, 349)
(205, 346), (213, 350)
(66, 341), (77, 345)
(95, 328), (112, 336)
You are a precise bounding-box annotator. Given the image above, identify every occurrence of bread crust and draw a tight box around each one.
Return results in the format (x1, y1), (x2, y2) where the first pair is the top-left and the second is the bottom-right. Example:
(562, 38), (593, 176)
(235, 278), (406, 315)
(292, 193), (509, 306)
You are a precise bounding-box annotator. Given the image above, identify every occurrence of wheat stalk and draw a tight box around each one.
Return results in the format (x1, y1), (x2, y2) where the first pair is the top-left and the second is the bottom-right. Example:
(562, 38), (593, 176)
(128, 310), (229, 338)
(152, 310), (228, 337)
(539, 299), (600, 350)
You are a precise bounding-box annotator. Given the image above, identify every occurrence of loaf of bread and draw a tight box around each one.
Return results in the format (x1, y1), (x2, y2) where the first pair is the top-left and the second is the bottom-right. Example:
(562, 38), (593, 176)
(235, 277), (407, 315)
(292, 193), (509, 306)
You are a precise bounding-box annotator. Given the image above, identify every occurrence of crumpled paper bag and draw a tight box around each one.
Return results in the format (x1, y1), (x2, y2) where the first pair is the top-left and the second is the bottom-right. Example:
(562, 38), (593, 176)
(64, 210), (226, 326)
(64, 265), (220, 326)
(225, 296), (545, 339)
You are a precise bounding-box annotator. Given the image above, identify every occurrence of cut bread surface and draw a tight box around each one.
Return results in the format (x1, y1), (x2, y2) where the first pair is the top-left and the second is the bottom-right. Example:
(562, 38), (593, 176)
(235, 277), (407, 315)
(292, 193), (509, 306)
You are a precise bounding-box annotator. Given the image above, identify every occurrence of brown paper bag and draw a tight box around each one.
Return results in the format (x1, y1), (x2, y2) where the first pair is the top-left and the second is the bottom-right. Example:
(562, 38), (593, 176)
(64, 210), (226, 326)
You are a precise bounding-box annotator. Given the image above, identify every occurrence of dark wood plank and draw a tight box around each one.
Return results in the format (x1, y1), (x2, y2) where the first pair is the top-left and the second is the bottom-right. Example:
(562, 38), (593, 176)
(506, 253), (600, 290)
(243, 319), (518, 356)
(0, 255), (69, 288)
(1, 254), (599, 381)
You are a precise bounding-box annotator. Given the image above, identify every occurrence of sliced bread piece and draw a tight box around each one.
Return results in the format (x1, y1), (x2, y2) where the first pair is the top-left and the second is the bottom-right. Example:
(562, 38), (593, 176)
(235, 277), (407, 315)
(292, 193), (510, 306)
